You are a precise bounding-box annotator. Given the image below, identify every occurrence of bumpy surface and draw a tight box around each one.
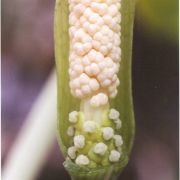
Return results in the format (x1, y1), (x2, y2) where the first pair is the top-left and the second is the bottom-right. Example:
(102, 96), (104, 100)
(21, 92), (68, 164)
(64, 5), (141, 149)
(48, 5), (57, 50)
(67, 109), (123, 167)
(68, 0), (121, 107)
(66, 0), (123, 168)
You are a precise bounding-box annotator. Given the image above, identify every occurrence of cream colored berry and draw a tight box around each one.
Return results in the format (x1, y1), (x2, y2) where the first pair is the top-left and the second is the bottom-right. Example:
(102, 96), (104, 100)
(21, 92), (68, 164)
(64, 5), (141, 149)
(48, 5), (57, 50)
(114, 119), (122, 129)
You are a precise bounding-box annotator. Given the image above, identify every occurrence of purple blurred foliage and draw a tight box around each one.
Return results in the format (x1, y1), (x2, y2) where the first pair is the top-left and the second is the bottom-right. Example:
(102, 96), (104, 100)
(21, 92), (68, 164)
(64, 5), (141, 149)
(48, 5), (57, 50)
(2, 0), (55, 160)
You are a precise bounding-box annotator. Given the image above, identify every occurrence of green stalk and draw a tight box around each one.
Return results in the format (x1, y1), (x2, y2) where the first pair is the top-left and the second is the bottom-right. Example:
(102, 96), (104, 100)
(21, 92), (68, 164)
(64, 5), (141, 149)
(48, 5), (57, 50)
(54, 0), (136, 179)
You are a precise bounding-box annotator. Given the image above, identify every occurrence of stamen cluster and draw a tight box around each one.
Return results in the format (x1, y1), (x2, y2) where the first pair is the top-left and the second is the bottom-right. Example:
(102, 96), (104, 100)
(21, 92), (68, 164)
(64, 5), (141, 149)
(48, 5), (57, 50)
(68, 0), (121, 107)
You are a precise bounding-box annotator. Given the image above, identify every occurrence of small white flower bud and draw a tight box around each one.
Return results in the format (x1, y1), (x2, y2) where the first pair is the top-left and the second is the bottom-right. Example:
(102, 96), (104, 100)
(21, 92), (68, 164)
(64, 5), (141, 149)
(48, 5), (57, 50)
(93, 142), (107, 155)
(114, 119), (122, 129)
(69, 111), (78, 123)
(109, 150), (121, 162)
(109, 108), (120, 120)
(67, 126), (75, 136)
(83, 120), (96, 133)
(67, 146), (77, 159)
(75, 155), (90, 165)
(113, 135), (123, 147)
(74, 135), (85, 149)
(102, 127), (114, 140)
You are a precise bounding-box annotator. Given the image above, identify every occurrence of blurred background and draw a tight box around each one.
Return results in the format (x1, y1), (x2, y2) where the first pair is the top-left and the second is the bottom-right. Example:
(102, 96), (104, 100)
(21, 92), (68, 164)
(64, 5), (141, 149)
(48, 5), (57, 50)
(2, 0), (179, 179)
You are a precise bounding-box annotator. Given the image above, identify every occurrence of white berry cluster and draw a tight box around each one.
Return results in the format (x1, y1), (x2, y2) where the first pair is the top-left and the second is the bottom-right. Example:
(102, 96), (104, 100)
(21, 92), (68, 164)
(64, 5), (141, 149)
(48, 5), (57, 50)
(68, 0), (121, 107)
